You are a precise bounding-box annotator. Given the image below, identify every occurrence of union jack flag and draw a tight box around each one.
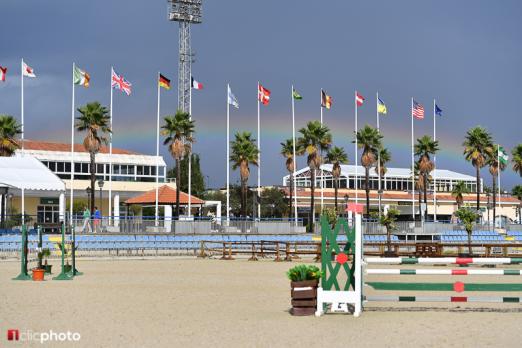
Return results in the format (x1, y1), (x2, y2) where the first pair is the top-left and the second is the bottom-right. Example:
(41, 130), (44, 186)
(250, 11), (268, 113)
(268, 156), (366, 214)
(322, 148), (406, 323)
(111, 68), (132, 95)
(412, 99), (424, 120)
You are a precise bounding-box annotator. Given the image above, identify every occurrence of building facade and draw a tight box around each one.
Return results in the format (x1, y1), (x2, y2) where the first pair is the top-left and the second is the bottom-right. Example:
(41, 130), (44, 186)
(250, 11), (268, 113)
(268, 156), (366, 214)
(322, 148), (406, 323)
(283, 164), (520, 223)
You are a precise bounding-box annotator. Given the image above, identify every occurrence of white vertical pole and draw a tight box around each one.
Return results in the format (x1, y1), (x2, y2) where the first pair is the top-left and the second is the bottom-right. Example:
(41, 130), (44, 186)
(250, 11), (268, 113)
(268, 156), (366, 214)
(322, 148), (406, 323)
(497, 144), (500, 222)
(20, 59), (25, 224)
(257, 82), (261, 219)
(109, 67), (113, 223)
(376, 92), (381, 218)
(291, 85), (298, 225)
(355, 91), (358, 205)
(70, 63), (76, 225)
(354, 212), (362, 317)
(314, 93), (324, 218)
(433, 99), (437, 222)
(226, 84), (230, 224)
(411, 97), (415, 221)
(155, 72), (160, 226)
(188, 80), (192, 218)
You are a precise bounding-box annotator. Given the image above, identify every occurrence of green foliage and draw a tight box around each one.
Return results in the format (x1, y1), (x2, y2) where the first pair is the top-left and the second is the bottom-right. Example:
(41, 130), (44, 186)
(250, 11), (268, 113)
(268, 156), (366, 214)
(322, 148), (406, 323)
(455, 207), (480, 234)
(286, 264), (322, 282)
(162, 110), (195, 159)
(378, 208), (400, 232)
(322, 207), (338, 227)
(512, 144), (522, 176)
(167, 153), (206, 197)
(0, 114), (22, 156)
(260, 187), (289, 217)
(512, 185), (522, 200)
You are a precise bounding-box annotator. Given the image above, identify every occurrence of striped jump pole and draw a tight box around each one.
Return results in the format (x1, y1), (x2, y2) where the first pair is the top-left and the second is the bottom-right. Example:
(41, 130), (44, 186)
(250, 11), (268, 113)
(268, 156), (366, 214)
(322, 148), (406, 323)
(365, 295), (522, 303)
(367, 269), (522, 276)
(365, 257), (522, 265)
(366, 281), (522, 292)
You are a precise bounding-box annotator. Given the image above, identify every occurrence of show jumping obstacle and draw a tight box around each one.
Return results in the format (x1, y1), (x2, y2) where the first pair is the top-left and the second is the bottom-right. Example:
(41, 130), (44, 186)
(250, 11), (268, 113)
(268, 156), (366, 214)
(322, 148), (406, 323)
(315, 214), (522, 317)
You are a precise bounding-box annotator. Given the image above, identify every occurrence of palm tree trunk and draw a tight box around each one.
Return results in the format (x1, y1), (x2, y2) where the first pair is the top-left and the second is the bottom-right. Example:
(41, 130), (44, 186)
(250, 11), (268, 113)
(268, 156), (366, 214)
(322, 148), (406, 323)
(492, 174), (497, 225)
(289, 174), (293, 220)
(476, 166), (481, 212)
(365, 167), (370, 218)
(176, 158), (181, 218)
(467, 230), (473, 255)
(241, 178), (247, 218)
(386, 226), (391, 252)
(418, 189), (422, 222)
(334, 177), (338, 214)
(90, 151), (96, 214)
(422, 174), (428, 221)
(310, 169), (315, 232)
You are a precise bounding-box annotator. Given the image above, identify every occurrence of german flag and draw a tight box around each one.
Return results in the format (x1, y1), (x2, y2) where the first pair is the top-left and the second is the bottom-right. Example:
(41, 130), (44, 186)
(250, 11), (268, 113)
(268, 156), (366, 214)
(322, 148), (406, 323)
(321, 89), (332, 109)
(159, 74), (171, 90)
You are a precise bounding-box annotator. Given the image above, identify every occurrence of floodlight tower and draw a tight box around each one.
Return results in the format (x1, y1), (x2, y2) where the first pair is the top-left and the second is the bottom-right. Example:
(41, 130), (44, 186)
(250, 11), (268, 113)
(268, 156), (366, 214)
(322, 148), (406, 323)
(168, 0), (202, 112)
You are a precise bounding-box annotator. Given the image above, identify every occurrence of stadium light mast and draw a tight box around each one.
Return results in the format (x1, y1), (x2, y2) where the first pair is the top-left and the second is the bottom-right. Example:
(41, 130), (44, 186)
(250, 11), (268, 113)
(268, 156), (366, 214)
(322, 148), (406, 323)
(168, 0), (202, 112)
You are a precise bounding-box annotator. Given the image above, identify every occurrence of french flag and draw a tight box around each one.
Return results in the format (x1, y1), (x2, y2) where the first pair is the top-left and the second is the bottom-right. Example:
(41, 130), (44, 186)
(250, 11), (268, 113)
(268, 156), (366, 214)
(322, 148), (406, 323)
(191, 77), (203, 90)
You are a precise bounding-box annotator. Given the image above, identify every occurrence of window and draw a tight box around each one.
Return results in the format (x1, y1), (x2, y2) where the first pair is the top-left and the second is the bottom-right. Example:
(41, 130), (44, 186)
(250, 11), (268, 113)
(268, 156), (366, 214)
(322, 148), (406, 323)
(150, 166), (156, 176)
(137, 166), (143, 175)
(57, 162), (64, 172)
(97, 164), (104, 174)
(75, 163), (81, 173)
(48, 161), (56, 171)
(144, 166), (150, 176)
(65, 162), (71, 172)
(81, 163), (89, 173)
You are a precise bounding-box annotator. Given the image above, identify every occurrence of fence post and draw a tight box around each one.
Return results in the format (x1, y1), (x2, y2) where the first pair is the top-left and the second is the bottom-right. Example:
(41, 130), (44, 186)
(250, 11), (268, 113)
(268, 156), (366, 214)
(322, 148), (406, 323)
(53, 223), (73, 280)
(13, 224), (31, 280)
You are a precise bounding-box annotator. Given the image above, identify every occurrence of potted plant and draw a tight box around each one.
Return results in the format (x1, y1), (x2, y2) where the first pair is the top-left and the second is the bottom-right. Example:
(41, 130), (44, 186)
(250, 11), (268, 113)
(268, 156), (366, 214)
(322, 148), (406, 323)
(287, 264), (322, 316)
(40, 248), (52, 274)
(378, 208), (400, 257)
(32, 248), (48, 281)
(57, 242), (72, 273)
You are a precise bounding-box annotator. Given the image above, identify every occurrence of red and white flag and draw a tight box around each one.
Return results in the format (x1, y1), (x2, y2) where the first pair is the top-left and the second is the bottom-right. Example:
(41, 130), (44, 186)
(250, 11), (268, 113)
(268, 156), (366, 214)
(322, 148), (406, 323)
(355, 92), (365, 106)
(111, 68), (132, 95)
(191, 77), (203, 90)
(22, 62), (36, 78)
(0, 66), (6, 81)
(258, 83), (271, 105)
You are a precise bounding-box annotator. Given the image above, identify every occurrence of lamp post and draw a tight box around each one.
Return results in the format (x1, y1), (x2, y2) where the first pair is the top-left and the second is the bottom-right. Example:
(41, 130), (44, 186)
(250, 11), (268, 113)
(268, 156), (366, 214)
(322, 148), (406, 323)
(378, 189), (383, 219)
(86, 187), (92, 212)
(486, 191), (491, 229)
(0, 186), (8, 228)
(98, 179), (104, 216)
(344, 194), (349, 219)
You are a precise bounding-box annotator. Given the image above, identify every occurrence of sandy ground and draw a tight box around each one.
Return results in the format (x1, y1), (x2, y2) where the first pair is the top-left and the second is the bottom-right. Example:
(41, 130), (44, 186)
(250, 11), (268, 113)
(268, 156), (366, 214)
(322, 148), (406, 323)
(1, 257), (522, 348)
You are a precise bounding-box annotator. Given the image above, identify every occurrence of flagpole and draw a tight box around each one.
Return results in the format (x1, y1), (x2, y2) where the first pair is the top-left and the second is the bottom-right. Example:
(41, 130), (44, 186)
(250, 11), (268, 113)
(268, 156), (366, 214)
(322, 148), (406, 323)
(188, 79), (192, 218)
(411, 97), (415, 221)
(497, 144), (500, 224)
(257, 81), (261, 220)
(70, 63), (76, 226)
(291, 85), (298, 226)
(226, 84), (230, 225)
(314, 93), (324, 213)
(155, 72), (160, 226)
(109, 67), (113, 224)
(376, 92), (381, 218)
(20, 59), (25, 225)
(433, 99), (437, 222)
(355, 91), (358, 205)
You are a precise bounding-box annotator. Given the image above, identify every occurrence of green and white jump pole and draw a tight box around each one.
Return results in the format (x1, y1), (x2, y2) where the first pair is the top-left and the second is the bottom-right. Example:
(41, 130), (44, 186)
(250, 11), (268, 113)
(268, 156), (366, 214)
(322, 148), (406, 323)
(12, 225), (31, 281)
(53, 223), (73, 281)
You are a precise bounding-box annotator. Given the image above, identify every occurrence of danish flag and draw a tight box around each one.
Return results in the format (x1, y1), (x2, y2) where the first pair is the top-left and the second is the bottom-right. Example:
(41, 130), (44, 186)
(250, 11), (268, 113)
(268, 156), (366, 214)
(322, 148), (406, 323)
(111, 69), (132, 95)
(355, 92), (365, 107)
(258, 83), (271, 106)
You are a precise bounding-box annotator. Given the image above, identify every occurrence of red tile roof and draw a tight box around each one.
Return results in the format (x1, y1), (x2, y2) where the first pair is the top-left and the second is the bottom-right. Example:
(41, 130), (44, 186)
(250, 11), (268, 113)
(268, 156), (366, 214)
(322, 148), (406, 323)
(125, 185), (204, 205)
(21, 139), (139, 155)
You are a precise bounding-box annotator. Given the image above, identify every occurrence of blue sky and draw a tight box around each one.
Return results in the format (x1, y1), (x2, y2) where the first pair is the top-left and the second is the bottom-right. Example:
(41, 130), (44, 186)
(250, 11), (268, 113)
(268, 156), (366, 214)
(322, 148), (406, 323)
(1, 0), (521, 190)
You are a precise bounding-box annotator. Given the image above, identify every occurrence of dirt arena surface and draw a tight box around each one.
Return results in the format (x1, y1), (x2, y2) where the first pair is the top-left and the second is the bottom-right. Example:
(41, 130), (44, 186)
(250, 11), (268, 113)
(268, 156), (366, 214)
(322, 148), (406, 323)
(1, 257), (522, 347)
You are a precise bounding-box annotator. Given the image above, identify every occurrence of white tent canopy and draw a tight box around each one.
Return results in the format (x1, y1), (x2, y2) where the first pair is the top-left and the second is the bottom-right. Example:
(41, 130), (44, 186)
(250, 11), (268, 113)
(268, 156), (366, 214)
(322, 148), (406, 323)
(0, 155), (65, 192)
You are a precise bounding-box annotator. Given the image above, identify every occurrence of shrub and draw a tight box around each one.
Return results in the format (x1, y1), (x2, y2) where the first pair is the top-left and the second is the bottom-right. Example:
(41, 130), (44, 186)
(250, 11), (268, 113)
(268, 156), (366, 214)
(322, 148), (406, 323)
(286, 264), (322, 282)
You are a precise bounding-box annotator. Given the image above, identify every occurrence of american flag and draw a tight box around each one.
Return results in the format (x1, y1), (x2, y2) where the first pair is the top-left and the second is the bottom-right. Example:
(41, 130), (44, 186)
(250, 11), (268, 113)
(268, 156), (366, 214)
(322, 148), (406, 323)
(412, 99), (424, 120)
(111, 69), (132, 95)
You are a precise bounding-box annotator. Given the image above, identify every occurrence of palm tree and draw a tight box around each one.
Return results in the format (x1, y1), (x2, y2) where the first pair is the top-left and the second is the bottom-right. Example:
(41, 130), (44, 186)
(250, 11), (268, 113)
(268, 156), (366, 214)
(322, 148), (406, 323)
(281, 139), (297, 220)
(325, 146), (348, 213)
(162, 110), (195, 218)
(0, 115), (22, 157)
(76, 102), (111, 214)
(297, 121), (332, 231)
(415, 135), (439, 219)
(512, 185), (522, 224)
(230, 131), (259, 218)
(354, 125), (382, 217)
(463, 127), (494, 211)
(452, 181), (469, 209)
(455, 207), (480, 256)
(375, 146), (391, 215)
(379, 208), (400, 254)
(487, 146), (507, 225)
(512, 144), (522, 177)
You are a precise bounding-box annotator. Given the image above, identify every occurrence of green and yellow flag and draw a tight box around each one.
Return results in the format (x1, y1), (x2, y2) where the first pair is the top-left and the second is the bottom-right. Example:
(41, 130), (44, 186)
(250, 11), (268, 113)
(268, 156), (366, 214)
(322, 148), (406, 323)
(292, 88), (302, 100)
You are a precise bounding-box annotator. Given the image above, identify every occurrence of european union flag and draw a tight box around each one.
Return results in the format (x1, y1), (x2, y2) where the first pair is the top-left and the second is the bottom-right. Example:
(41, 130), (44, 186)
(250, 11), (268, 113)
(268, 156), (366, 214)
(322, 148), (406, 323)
(435, 104), (443, 116)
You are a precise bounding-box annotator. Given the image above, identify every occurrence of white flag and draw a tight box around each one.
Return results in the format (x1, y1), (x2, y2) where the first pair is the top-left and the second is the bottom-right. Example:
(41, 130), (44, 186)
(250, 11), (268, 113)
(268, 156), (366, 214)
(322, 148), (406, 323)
(22, 62), (36, 78)
(227, 85), (239, 109)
